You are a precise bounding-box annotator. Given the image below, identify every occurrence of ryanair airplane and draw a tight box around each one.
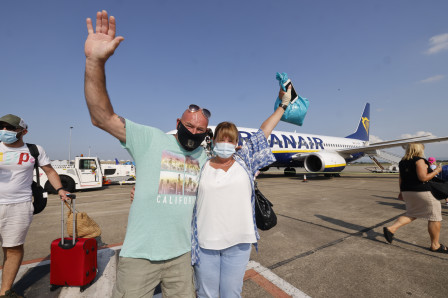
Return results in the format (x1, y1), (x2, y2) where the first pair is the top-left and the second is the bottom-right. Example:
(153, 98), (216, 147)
(205, 103), (448, 176)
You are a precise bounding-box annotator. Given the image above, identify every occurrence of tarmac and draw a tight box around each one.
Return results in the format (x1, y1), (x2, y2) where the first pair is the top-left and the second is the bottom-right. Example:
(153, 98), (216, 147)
(2, 165), (448, 297)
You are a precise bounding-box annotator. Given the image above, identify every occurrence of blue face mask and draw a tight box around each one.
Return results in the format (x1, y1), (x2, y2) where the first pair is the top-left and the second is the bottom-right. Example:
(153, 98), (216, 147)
(0, 130), (19, 144)
(213, 142), (236, 158)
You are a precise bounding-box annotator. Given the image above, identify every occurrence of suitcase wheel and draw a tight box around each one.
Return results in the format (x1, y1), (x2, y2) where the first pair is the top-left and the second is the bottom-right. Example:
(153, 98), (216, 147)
(80, 280), (95, 292)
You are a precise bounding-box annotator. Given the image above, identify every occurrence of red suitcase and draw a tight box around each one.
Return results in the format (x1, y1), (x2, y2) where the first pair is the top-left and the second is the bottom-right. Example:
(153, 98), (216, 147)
(50, 195), (98, 291)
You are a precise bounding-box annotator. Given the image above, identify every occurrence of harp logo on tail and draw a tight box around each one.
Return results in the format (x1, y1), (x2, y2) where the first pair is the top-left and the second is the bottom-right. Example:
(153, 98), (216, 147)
(362, 117), (369, 134)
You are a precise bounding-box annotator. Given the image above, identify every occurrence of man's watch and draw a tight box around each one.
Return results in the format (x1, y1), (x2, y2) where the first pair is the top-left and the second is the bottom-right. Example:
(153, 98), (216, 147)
(279, 103), (288, 111)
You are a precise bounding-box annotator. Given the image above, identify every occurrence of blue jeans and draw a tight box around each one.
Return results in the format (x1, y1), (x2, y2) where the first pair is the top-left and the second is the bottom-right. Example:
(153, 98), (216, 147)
(194, 243), (251, 298)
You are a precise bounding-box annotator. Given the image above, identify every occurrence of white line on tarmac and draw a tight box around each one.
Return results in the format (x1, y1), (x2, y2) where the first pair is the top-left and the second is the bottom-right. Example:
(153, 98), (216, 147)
(247, 260), (311, 297)
(75, 192), (132, 198)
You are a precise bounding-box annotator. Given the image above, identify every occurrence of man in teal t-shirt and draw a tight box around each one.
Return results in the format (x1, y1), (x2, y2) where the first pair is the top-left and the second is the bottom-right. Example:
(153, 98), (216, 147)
(120, 120), (207, 260)
(84, 10), (210, 297)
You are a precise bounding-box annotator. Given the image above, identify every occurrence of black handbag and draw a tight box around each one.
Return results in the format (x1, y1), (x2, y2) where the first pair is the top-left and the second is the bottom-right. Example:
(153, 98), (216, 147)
(254, 182), (277, 230)
(27, 143), (47, 214)
(31, 181), (46, 214)
(428, 179), (448, 201)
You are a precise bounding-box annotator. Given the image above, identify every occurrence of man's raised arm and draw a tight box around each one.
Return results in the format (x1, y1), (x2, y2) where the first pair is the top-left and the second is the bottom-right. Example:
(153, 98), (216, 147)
(84, 10), (126, 142)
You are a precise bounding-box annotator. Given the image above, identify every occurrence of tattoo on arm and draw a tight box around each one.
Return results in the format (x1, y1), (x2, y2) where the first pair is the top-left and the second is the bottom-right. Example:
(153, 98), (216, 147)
(118, 116), (126, 128)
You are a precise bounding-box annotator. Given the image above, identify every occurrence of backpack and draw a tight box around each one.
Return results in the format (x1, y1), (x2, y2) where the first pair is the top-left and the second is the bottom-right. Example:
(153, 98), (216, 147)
(26, 143), (47, 215)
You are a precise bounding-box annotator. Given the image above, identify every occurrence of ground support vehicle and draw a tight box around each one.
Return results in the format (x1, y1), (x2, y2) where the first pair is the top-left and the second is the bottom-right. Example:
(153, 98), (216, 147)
(101, 164), (136, 185)
(35, 157), (103, 193)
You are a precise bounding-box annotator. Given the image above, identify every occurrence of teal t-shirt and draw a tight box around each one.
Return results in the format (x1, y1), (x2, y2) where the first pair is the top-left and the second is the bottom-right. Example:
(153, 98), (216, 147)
(119, 119), (207, 261)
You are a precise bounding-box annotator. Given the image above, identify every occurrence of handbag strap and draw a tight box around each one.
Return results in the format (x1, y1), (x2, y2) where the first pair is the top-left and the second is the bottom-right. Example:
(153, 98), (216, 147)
(26, 143), (40, 186)
(64, 200), (80, 214)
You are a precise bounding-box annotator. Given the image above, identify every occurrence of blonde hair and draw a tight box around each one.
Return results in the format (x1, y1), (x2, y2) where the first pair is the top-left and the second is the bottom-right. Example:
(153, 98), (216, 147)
(214, 122), (239, 144)
(402, 143), (425, 160)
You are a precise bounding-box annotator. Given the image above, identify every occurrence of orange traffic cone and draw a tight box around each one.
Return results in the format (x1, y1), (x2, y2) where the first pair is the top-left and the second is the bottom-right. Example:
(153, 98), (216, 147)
(303, 174), (308, 182)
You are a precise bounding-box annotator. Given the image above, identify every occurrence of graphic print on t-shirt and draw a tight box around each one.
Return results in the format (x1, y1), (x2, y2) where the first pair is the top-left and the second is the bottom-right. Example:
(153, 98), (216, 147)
(157, 150), (201, 205)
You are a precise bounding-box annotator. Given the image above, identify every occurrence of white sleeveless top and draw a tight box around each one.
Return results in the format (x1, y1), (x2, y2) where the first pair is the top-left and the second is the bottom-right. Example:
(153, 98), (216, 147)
(196, 161), (256, 249)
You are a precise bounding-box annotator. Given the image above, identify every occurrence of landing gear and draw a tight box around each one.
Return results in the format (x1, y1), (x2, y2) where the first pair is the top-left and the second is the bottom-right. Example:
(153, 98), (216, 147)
(284, 167), (296, 177)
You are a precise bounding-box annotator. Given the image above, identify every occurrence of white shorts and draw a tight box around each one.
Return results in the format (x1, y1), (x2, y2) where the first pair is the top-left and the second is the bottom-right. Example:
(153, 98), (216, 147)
(0, 201), (34, 247)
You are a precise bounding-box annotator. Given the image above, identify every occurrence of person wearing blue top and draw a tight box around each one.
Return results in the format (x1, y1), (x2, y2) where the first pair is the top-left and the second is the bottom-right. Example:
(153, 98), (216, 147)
(84, 10), (212, 297)
(191, 86), (292, 297)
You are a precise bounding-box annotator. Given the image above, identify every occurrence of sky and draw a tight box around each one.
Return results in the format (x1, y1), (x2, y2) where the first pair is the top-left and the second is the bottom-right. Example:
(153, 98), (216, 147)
(2, 0), (448, 161)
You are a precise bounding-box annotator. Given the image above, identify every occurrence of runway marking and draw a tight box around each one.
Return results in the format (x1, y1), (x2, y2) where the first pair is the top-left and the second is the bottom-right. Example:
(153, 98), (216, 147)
(0, 243), (125, 270)
(245, 261), (311, 297)
(6, 247), (311, 298)
(268, 212), (448, 269)
(71, 192), (132, 198)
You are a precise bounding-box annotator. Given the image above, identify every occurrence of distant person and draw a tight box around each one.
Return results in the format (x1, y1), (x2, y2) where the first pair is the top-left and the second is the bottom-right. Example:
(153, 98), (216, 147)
(84, 11), (209, 296)
(0, 114), (70, 297)
(192, 86), (291, 297)
(428, 157), (437, 171)
(204, 128), (214, 157)
(383, 144), (445, 253)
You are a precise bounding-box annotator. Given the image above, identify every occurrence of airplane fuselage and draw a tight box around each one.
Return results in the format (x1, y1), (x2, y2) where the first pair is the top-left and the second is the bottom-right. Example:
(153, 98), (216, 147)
(210, 126), (368, 173)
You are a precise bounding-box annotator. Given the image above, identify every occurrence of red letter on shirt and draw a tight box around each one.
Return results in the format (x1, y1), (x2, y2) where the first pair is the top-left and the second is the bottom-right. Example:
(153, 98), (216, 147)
(18, 153), (30, 165)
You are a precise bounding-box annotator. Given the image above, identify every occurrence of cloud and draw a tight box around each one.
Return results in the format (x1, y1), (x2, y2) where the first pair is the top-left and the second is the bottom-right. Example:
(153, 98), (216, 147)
(419, 75), (444, 83)
(400, 131), (437, 138)
(369, 135), (384, 143)
(426, 33), (448, 55)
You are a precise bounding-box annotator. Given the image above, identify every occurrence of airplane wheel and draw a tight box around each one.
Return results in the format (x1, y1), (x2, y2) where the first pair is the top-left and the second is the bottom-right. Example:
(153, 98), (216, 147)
(284, 167), (296, 177)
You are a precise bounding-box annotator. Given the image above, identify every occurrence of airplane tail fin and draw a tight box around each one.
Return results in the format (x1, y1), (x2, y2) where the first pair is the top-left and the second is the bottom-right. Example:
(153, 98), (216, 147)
(345, 103), (370, 141)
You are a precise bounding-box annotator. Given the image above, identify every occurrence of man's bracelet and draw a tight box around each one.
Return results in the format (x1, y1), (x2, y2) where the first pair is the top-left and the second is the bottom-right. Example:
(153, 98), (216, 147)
(56, 187), (65, 193)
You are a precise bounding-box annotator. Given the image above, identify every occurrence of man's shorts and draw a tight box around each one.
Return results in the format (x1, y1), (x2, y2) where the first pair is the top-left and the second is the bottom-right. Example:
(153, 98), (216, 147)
(0, 201), (34, 247)
(112, 252), (195, 297)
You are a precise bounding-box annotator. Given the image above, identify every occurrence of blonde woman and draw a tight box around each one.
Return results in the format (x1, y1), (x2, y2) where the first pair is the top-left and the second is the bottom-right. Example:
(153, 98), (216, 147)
(191, 86), (292, 297)
(383, 143), (445, 252)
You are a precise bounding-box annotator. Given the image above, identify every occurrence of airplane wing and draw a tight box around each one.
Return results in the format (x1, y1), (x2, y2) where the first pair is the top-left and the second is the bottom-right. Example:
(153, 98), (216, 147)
(337, 136), (448, 154)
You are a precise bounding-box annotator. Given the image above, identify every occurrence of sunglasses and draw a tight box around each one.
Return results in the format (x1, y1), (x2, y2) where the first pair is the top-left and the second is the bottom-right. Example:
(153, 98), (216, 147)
(188, 104), (211, 119)
(0, 124), (18, 130)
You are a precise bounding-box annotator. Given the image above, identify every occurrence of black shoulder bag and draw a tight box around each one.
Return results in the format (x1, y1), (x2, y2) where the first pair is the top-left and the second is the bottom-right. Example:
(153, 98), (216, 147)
(26, 143), (47, 214)
(238, 155), (278, 230)
(426, 165), (448, 201)
(428, 178), (448, 201)
(254, 181), (277, 230)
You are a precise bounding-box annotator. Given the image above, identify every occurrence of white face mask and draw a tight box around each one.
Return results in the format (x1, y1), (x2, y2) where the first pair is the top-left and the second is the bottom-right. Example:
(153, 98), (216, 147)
(0, 130), (19, 144)
(213, 142), (236, 158)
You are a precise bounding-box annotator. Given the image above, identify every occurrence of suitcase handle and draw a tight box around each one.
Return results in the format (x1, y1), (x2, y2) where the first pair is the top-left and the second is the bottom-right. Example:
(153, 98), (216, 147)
(61, 194), (76, 247)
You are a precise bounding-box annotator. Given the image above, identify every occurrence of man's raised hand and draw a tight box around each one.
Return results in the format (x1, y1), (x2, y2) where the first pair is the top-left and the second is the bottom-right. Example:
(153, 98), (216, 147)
(85, 10), (124, 62)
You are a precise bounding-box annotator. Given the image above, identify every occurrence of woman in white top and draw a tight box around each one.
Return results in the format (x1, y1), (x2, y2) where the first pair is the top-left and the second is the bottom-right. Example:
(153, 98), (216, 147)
(191, 86), (292, 297)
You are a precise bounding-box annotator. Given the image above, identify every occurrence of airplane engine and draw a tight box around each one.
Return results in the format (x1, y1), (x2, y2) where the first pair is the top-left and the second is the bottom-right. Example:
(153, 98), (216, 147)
(304, 152), (347, 172)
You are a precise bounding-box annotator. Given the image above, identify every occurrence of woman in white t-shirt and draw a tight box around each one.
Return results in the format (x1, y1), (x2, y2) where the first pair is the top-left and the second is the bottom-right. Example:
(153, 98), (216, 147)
(191, 86), (292, 297)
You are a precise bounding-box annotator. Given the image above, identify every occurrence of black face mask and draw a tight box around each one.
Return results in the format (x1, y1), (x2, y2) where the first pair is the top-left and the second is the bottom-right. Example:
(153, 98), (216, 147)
(177, 122), (207, 151)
